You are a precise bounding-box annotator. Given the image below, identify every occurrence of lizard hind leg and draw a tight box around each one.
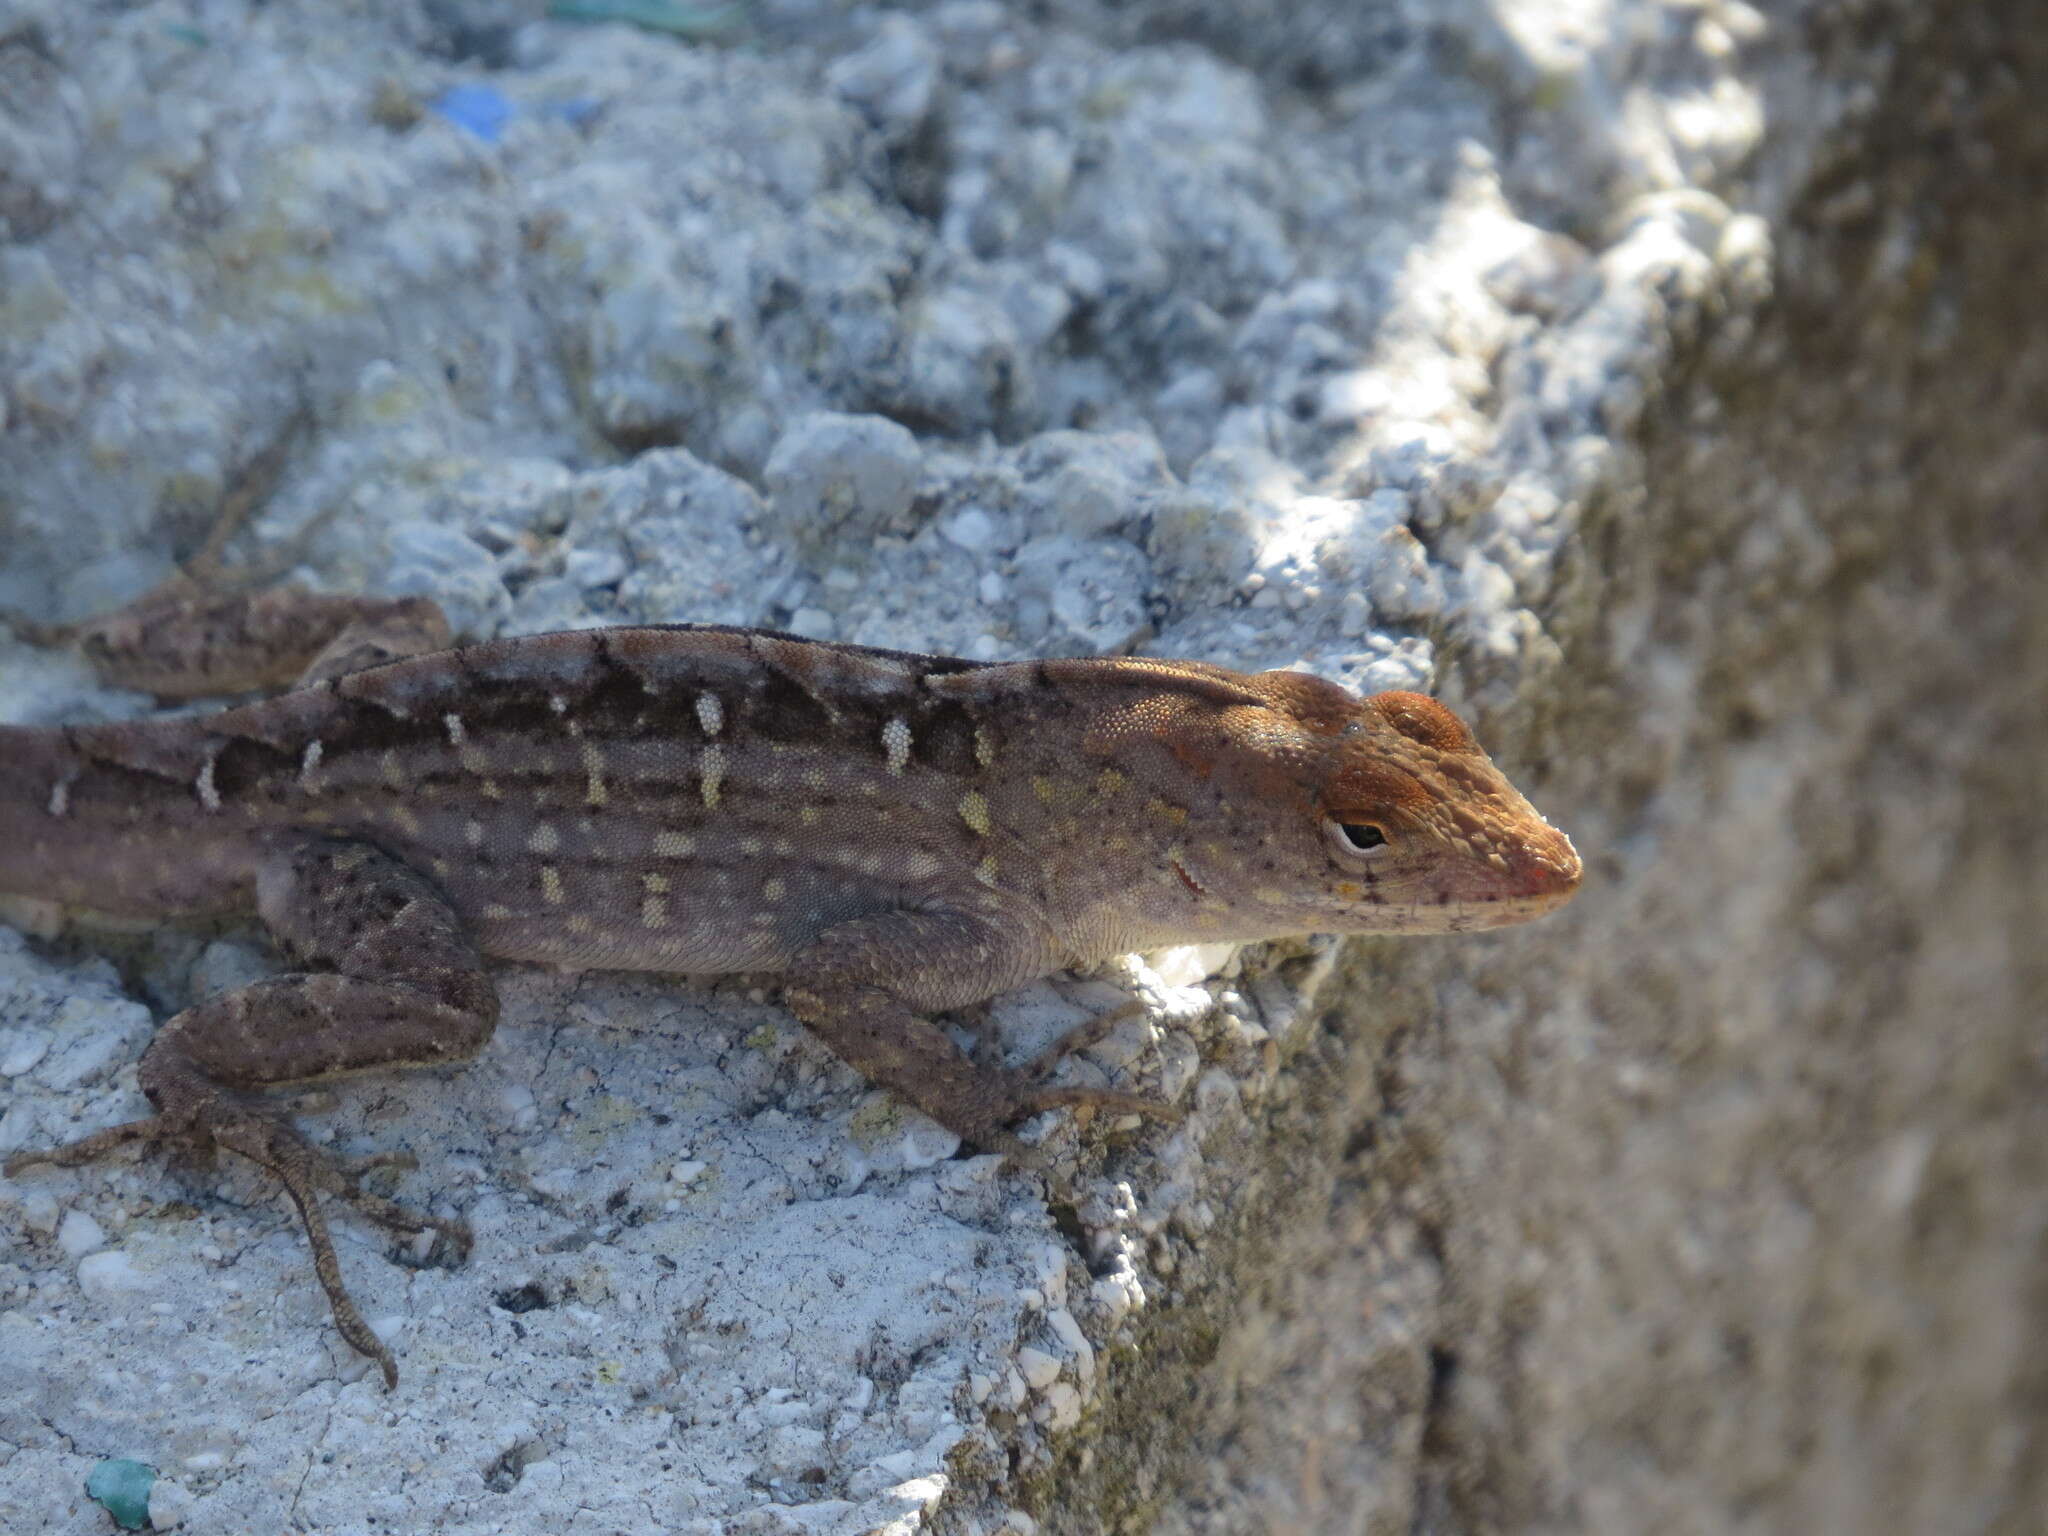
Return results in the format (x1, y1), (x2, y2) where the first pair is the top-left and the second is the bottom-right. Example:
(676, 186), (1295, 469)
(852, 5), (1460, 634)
(6, 836), (498, 1387)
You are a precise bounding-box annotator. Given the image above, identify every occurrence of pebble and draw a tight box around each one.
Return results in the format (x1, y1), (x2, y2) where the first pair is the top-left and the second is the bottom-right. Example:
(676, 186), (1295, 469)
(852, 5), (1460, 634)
(1367, 526), (1447, 622)
(763, 413), (923, 549)
(57, 1209), (106, 1258)
(942, 507), (998, 553)
(77, 1249), (149, 1300)
(1019, 430), (1177, 538)
(382, 522), (509, 637)
(1040, 1381), (1082, 1430)
(1015, 1347), (1061, 1391)
(563, 547), (627, 590)
(14, 1189), (61, 1235)
(149, 1478), (199, 1530)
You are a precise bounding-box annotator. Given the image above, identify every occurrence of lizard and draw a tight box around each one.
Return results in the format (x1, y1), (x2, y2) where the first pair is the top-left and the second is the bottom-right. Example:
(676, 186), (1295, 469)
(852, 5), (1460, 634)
(0, 595), (1581, 1385)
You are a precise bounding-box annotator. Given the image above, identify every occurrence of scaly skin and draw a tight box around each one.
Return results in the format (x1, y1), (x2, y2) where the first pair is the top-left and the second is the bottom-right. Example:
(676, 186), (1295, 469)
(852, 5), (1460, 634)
(1, 619), (1580, 1383)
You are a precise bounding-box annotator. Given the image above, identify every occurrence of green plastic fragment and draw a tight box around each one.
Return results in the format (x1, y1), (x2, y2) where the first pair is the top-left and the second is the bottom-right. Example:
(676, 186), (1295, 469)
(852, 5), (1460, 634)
(86, 1458), (156, 1531)
(547, 0), (746, 38)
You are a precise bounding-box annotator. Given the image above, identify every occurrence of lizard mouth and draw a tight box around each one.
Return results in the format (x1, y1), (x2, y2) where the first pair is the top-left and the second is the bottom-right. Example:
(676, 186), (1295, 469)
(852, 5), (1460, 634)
(1463, 832), (1583, 926)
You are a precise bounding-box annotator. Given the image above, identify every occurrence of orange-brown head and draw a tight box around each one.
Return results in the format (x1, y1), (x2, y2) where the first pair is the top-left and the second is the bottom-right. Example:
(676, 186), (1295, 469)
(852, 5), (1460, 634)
(1114, 670), (1582, 941)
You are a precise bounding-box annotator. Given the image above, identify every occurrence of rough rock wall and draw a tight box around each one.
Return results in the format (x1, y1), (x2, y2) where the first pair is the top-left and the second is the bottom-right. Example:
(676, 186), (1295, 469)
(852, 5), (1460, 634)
(1137, 4), (2048, 1533)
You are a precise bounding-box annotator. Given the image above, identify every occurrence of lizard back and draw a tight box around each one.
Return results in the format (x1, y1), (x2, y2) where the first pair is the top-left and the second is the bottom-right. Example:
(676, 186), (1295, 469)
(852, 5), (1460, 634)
(1, 626), (1279, 977)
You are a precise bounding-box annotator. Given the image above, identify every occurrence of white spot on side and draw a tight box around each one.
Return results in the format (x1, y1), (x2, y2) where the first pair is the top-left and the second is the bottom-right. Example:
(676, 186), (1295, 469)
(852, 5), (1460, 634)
(483, 902), (515, 921)
(540, 866), (565, 904)
(549, 694), (568, 715)
(47, 772), (74, 819)
(975, 724), (997, 769)
(299, 739), (324, 789)
(958, 790), (991, 837)
(643, 872), (670, 894)
(465, 819), (485, 848)
(443, 712), (466, 746)
(696, 693), (724, 737)
(195, 753), (222, 813)
(653, 829), (695, 857)
(642, 894), (668, 928)
(882, 717), (912, 775)
(975, 854), (999, 887)
(582, 741), (608, 807)
(762, 877), (785, 902)
(527, 823), (560, 855)
(699, 743), (726, 809)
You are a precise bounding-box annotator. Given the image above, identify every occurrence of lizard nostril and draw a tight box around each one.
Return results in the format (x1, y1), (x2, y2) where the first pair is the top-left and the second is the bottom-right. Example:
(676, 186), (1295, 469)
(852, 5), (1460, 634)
(1514, 833), (1583, 903)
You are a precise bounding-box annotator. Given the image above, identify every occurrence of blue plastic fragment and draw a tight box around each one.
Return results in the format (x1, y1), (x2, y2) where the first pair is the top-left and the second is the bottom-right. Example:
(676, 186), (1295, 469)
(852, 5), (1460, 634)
(548, 0), (746, 38)
(85, 1459), (156, 1532)
(429, 84), (514, 143)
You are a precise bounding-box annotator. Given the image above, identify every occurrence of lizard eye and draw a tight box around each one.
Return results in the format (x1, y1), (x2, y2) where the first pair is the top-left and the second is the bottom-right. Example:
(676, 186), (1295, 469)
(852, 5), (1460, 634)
(1326, 818), (1389, 855)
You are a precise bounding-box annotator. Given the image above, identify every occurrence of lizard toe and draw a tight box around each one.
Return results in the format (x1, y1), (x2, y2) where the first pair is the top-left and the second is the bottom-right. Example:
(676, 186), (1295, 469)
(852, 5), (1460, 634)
(4, 1112), (176, 1176)
(1021, 1084), (1182, 1124)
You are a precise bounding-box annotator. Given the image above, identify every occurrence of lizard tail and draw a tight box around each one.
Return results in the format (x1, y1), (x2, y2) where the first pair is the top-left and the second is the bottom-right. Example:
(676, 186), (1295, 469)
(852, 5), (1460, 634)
(0, 725), (105, 908)
(0, 723), (255, 915)
(0, 726), (77, 902)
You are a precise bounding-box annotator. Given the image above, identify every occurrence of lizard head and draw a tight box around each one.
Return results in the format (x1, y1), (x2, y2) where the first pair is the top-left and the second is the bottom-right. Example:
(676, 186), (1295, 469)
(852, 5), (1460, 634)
(1159, 673), (1582, 938)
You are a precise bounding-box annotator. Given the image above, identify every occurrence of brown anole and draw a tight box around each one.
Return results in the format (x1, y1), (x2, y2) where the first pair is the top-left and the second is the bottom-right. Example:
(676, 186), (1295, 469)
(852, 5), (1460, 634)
(0, 593), (1580, 1384)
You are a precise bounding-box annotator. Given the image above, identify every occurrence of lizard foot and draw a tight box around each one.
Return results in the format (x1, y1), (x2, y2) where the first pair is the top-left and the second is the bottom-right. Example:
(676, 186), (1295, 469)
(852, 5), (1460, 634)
(1011, 1000), (1183, 1126)
(1017, 1082), (1182, 1124)
(8, 1099), (462, 1389)
(1016, 1000), (1149, 1078)
(965, 1082), (1180, 1172)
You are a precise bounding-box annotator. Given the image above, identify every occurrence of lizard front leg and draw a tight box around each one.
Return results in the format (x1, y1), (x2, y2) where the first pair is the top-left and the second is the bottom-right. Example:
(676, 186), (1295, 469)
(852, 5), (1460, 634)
(5, 836), (497, 1387)
(783, 909), (1177, 1154)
